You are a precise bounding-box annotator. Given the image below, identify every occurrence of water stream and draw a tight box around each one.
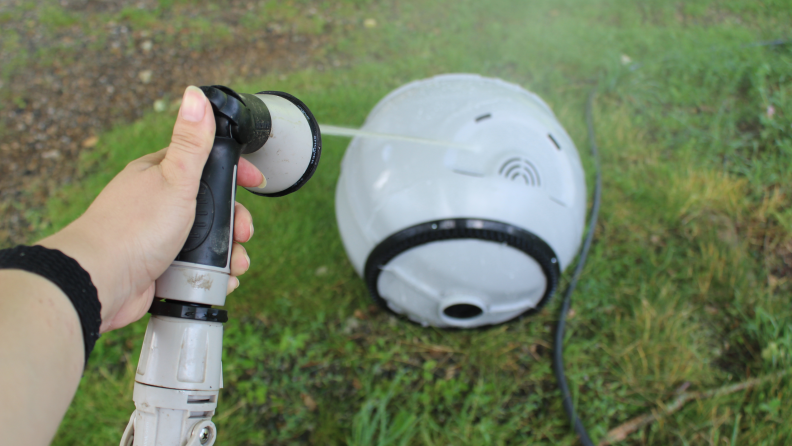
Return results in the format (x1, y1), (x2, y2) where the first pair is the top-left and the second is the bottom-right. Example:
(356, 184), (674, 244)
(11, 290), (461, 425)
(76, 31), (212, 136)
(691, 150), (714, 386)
(319, 124), (480, 151)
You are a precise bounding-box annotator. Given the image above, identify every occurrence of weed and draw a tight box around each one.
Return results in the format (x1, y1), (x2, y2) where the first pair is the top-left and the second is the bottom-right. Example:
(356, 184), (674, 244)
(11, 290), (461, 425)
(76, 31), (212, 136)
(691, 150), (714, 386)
(37, 4), (79, 29)
(348, 378), (419, 446)
(24, 0), (792, 444)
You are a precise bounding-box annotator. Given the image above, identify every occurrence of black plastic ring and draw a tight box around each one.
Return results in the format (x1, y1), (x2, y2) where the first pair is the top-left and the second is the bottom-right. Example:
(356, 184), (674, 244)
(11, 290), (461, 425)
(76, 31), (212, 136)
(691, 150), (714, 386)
(247, 91), (322, 198)
(149, 299), (229, 323)
(363, 218), (561, 325)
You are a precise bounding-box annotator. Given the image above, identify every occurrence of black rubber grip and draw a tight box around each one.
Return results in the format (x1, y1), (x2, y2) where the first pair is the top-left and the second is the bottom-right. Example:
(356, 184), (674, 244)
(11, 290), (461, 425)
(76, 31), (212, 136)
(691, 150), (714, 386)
(175, 136), (243, 268)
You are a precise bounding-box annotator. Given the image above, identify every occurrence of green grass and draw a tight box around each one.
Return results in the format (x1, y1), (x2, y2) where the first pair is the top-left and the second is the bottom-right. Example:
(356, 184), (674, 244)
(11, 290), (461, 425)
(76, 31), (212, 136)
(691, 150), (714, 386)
(30, 0), (792, 444)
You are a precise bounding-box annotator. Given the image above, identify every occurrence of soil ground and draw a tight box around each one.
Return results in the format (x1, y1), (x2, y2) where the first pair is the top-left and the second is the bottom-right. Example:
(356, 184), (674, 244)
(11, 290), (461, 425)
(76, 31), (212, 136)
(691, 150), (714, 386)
(0, 0), (337, 246)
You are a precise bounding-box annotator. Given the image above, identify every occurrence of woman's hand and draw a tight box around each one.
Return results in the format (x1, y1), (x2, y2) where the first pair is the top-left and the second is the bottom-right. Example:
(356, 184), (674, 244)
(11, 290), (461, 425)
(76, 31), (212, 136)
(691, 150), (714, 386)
(38, 86), (263, 333)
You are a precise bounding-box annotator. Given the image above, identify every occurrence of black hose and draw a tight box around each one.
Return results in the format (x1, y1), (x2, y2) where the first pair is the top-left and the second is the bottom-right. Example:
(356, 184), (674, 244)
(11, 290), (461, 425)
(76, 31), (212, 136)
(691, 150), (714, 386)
(550, 38), (792, 444)
(552, 90), (602, 446)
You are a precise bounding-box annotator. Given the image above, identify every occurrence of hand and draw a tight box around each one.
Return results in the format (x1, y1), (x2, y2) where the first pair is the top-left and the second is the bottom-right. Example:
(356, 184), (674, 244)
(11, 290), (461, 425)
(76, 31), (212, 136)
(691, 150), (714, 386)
(38, 86), (263, 333)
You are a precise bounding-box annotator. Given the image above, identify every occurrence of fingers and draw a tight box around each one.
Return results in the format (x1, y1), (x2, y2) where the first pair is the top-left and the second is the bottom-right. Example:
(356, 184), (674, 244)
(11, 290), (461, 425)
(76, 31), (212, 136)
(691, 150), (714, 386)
(228, 203), (253, 296)
(238, 157), (266, 188)
(160, 86), (216, 188)
(229, 242), (250, 276)
(227, 276), (240, 295)
(227, 242), (250, 295)
(233, 202), (254, 242)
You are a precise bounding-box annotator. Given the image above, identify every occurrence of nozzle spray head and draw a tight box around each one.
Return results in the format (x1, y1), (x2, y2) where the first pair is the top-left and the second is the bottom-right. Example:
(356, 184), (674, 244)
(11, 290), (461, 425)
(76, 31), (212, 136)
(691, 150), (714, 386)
(199, 86), (321, 197)
(241, 91), (322, 197)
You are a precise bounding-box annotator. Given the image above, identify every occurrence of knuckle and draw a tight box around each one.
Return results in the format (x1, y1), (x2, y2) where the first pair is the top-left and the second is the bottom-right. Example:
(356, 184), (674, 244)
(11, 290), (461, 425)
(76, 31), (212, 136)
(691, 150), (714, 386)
(170, 131), (206, 153)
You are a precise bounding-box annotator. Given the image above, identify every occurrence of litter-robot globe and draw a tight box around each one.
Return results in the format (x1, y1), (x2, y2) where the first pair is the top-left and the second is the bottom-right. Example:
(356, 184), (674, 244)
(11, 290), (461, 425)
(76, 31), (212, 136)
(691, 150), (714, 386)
(336, 74), (587, 328)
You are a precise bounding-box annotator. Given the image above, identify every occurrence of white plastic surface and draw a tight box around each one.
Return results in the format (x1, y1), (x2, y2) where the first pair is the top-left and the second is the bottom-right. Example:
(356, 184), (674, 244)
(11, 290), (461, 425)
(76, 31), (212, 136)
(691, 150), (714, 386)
(243, 94), (314, 195)
(154, 264), (230, 306)
(136, 316), (224, 391)
(335, 74), (587, 328)
(378, 239), (547, 327)
(124, 383), (218, 446)
(125, 316), (224, 445)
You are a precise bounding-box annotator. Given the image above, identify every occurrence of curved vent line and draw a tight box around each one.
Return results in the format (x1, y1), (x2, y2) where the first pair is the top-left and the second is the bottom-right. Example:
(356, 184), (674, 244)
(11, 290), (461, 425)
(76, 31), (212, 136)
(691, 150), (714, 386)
(548, 133), (561, 150)
(498, 157), (541, 187)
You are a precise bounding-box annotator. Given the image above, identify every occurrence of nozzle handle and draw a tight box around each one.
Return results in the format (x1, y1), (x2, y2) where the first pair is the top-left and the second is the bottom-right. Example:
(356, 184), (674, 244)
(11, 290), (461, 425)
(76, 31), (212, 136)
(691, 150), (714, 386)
(173, 85), (272, 270)
(174, 136), (243, 269)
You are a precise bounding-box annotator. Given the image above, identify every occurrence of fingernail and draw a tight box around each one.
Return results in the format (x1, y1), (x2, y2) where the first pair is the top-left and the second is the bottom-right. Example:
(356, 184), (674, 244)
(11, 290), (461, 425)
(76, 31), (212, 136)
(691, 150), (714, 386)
(245, 253), (251, 268)
(249, 221), (254, 239)
(258, 174), (267, 189)
(180, 86), (206, 122)
(233, 277), (240, 289)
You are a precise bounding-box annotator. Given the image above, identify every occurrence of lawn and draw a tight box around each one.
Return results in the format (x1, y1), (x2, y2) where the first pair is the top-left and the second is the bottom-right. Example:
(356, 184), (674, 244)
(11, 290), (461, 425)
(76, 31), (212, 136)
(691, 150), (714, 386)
(18, 0), (792, 444)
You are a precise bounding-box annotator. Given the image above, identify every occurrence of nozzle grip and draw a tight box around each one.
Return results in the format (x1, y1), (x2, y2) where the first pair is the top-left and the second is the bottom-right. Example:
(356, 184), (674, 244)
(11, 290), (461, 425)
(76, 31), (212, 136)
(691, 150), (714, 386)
(176, 136), (243, 270)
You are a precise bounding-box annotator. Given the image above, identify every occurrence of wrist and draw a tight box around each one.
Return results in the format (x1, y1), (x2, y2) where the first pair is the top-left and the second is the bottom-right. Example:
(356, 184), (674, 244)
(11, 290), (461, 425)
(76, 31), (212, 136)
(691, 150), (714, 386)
(37, 220), (126, 332)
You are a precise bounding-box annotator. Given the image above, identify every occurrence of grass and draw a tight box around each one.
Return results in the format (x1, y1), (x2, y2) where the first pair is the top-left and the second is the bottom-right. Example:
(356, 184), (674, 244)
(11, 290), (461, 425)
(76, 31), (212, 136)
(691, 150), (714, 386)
(8, 0), (792, 444)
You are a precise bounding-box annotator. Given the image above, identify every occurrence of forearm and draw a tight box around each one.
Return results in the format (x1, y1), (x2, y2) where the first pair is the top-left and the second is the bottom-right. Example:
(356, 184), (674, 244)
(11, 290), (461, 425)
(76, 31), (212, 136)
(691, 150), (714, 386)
(0, 270), (84, 446)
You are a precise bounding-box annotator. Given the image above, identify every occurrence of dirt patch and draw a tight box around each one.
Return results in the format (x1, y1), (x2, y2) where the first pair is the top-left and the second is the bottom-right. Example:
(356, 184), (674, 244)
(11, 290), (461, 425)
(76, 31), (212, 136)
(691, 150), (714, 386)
(0, 0), (341, 247)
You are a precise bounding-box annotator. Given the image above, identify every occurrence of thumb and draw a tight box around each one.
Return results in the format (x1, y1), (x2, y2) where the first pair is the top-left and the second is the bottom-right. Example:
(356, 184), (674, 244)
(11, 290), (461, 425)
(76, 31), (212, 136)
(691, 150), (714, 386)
(161, 86), (216, 187)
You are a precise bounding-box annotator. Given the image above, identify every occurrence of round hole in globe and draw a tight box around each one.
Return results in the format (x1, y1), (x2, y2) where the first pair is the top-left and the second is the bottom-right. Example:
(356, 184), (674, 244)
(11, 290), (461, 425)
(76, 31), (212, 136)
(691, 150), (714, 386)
(443, 304), (484, 319)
